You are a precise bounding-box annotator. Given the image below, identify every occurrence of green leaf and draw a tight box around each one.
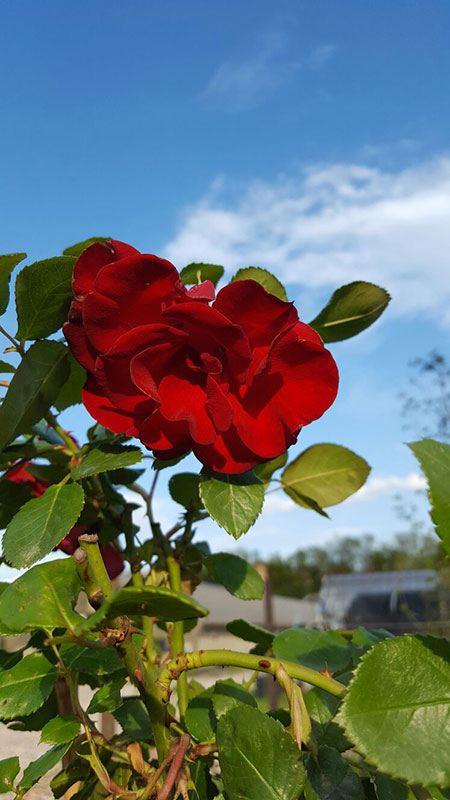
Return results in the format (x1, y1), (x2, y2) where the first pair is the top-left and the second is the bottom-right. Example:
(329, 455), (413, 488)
(273, 629), (352, 673)
(110, 466), (145, 485)
(337, 634), (450, 787)
(0, 559), (82, 634)
(281, 444), (370, 510)
(6, 690), (59, 732)
(0, 652), (58, 720)
(217, 705), (306, 800)
(0, 360), (15, 373)
(40, 715), (80, 745)
(374, 774), (416, 800)
(54, 352), (86, 411)
(427, 788), (450, 800)
(309, 282), (390, 343)
(19, 744), (71, 790)
(0, 757), (20, 794)
(15, 256), (76, 339)
(199, 470), (264, 539)
(0, 253), (26, 315)
(86, 585), (208, 628)
(71, 443), (142, 480)
(2, 482), (85, 568)
(231, 267), (288, 302)
(304, 689), (348, 752)
(169, 472), (201, 508)
(226, 618), (274, 649)
(205, 553), (264, 600)
(185, 687), (216, 741)
(0, 340), (70, 451)
(62, 237), (110, 257)
(113, 697), (150, 741)
(0, 479), (32, 528)
(87, 676), (125, 714)
(306, 746), (365, 799)
(212, 679), (257, 719)
(254, 452), (288, 485)
(408, 439), (450, 556)
(61, 644), (124, 676)
(180, 262), (224, 286)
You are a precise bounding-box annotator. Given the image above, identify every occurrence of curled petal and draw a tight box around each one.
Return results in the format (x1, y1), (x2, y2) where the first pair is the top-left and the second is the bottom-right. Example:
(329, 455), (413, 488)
(73, 240), (140, 298)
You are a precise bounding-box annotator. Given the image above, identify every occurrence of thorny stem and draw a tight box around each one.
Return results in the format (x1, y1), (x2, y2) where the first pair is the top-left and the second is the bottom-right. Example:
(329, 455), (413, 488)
(78, 533), (114, 602)
(166, 557), (188, 718)
(44, 410), (80, 456)
(131, 569), (158, 667)
(156, 735), (190, 800)
(0, 325), (24, 355)
(156, 649), (346, 703)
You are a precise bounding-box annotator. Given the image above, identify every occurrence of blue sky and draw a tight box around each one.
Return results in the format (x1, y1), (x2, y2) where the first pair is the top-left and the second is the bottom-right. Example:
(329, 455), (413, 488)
(1, 0), (450, 564)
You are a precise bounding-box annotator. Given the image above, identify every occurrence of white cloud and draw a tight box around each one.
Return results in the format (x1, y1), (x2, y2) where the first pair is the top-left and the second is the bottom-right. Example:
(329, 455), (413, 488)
(264, 493), (296, 514)
(201, 31), (293, 112)
(201, 33), (336, 112)
(307, 44), (337, 70)
(347, 472), (426, 504)
(164, 155), (450, 323)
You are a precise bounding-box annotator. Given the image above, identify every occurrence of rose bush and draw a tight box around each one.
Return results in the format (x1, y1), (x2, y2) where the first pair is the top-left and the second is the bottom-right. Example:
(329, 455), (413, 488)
(7, 463), (124, 578)
(64, 240), (339, 473)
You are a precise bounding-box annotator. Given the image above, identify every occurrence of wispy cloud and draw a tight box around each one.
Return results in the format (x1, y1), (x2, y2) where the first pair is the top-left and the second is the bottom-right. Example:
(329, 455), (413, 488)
(348, 473), (426, 504)
(307, 44), (337, 70)
(201, 33), (336, 112)
(164, 155), (450, 324)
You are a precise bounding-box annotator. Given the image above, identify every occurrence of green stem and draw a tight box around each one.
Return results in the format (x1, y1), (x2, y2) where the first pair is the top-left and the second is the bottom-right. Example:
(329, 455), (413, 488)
(119, 637), (171, 762)
(78, 534), (113, 602)
(166, 557), (188, 719)
(0, 325), (24, 355)
(156, 649), (346, 702)
(131, 569), (157, 667)
(45, 411), (80, 456)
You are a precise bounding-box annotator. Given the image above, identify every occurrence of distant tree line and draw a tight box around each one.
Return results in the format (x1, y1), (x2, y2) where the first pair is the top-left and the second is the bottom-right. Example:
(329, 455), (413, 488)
(264, 532), (448, 599)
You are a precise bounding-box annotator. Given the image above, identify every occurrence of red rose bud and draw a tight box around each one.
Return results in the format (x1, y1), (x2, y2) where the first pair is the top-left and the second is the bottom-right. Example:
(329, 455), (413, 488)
(64, 240), (338, 474)
(7, 463), (48, 497)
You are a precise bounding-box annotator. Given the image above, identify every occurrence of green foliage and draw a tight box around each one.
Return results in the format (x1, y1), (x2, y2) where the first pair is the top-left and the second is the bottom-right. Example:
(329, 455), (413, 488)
(185, 687), (216, 741)
(217, 705), (307, 800)
(0, 559), (82, 634)
(15, 256), (76, 339)
(205, 553), (264, 599)
(409, 438), (450, 556)
(254, 452), (288, 485)
(2, 481), (85, 568)
(304, 689), (349, 752)
(169, 472), (201, 508)
(0, 479), (32, 528)
(231, 266), (288, 301)
(19, 744), (72, 790)
(87, 676), (125, 713)
(226, 618), (274, 649)
(337, 635), (450, 786)
(54, 351), (86, 410)
(0, 359), (15, 373)
(211, 679), (257, 719)
(40, 715), (80, 745)
(0, 652), (58, 720)
(309, 281), (390, 342)
(0, 252), (26, 314)
(306, 746), (365, 799)
(374, 774), (416, 799)
(180, 262), (224, 286)
(87, 584), (208, 628)
(0, 757), (20, 794)
(71, 443), (142, 480)
(61, 644), (125, 676)
(199, 470), (264, 538)
(0, 340), (69, 450)
(281, 444), (370, 512)
(273, 629), (352, 673)
(113, 698), (150, 740)
(62, 237), (110, 257)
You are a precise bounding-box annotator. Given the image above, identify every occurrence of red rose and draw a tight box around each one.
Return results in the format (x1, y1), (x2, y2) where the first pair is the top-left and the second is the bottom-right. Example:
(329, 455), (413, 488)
(7, 465), (124, 579)
(64, 240), (338, 474)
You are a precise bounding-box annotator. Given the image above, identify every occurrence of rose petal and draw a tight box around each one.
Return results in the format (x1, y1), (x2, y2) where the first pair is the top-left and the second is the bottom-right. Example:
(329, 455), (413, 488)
(73, 240), (140, 298)
(214, 280), (298, 348)
(82, 374), (138, 435)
